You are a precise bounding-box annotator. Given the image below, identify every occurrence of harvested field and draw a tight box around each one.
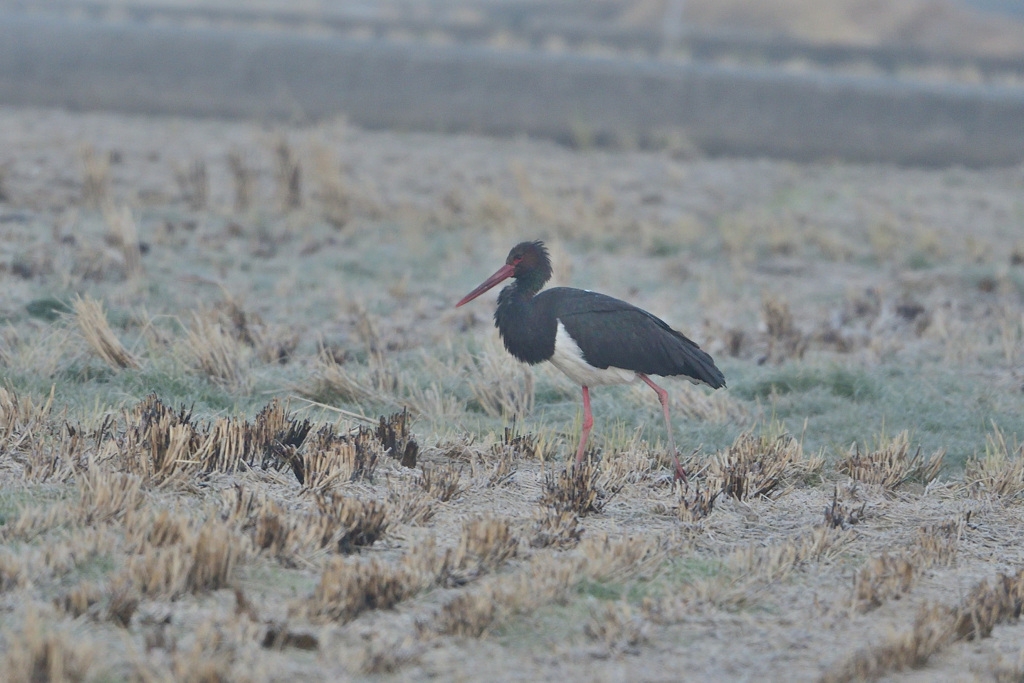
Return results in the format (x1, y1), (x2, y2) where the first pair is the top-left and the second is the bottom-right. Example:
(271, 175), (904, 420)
(0, 104), (1023, 681)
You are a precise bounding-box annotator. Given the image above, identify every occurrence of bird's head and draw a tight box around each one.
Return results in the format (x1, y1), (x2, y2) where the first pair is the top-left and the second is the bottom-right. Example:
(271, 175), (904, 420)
(456, 240), (552, 307)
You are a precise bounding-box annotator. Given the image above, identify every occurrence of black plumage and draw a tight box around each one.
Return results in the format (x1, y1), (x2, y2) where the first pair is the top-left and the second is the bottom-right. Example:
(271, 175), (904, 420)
(536, 288), (723, 387)
(457, 240), (726, 480)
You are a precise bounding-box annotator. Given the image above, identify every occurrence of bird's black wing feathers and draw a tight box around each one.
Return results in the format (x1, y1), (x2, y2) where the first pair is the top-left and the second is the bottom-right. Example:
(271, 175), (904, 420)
(538, 288), (726, 388)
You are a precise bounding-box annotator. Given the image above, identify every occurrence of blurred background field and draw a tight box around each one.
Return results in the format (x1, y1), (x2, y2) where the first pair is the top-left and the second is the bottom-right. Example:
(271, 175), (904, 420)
(0, 1), (1023, 681)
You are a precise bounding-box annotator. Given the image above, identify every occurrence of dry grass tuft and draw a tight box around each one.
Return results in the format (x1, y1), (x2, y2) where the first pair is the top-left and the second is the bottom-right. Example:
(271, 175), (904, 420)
(317, 493), (390, 554)
(838, 430), (944, 489)
(823, 486), (866, 529)
(427, 554), (585, 639)
(540, 461), (613, 516)
(914, 514), (967, 567)
(102, 204), (143, 279)
(53, 581), (103, 620)
(121, 516), (246, 599)
(386, 480), (436, 526)
(487, 423), (552, 479)
(174, 157), (209, 211)
(954, 568), (1024, 641)
(207, 296), (299, 365)
(230, 487), (387, 560)
(274, 138), (302, 210)
(670, 383), (750, 424)
(762, 294), (808, 363)
(596, 440), (655, 487)
(79, 144), (110, 208)
(311, 146), (351, 229)
(0, 551), (31, 592)
(731, 527), (849, 583)
(73, 295), (138, 370)
(286, 424), (380, 489)
(353, 633), (422, 675)
(418, 463), (465, 502)
(116, 395), (202, 486)
(182, 311), (251, 390)
(76, 466), (145, 524)
(491, 421), (552, 461)
(578, 534), (664, 584)
(431, 587), (501, 638)
(675, 480), (719, 523)
(163, 617), (250, 683)
(106, 577), (140, 627)
(304, 557), (416, 623)
(227, 148), (255, 212)
(965, 424), (1024, 499)
(485, 448), (518, 487)
(827, 568), (1024, 681)
(465, 337), (534, 418)
(706, 422), (821, 501)
(306, 344), (399, 407)
(852, 553), (916, 612)
(1, 609), (95, 682)
(0, 386), (55, 463)
(186, 519), (242, 593)
(584, 602), (649, 654)
(377, 409), (418, 467)
(530, 507), (584, 549)
(441, 517), (518, 586)
(824, 603), (955, 682)
(113, 395), (313, 484)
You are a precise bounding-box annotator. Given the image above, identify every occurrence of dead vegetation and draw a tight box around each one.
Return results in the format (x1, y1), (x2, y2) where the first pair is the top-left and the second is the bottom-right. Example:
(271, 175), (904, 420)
(440, 517), (518, 586)
(530, 506), (584, 548)
(227, 148), (255, 211)
(3, 104), (1024, 681)
(417, 463), (465, 502)
(539, 460), (613, 516)
(584, 602), (649, 654)
(465, 337), (535, 418)
(103, 204), (143, 279)
(674, 480), (719, 523)
(838, 430), (945, 489)
(827, 568), (1024, 681)
(705, 421), (822, 500)
(121, 517), (246, 598)
(79, 144), (110, 208)
(182, 311), (252, 391)
(762, 295), (808, 363)
(72, 294), (138, 370)
(307, 342), (400, 406)
(174, 157), (209, 211)
(303, 557), (416, 623)
(226, 487), (386, 561)
(274, 138), (302, 210)
(965, 424), (1024, 499)
(0, 385), (1019, 680)
(2, 609), (95, 683)
(851, 553), (916, 612)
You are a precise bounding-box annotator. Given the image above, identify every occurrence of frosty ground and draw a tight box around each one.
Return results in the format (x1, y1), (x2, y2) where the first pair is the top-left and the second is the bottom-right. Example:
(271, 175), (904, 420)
(0, 106), (1023, 681)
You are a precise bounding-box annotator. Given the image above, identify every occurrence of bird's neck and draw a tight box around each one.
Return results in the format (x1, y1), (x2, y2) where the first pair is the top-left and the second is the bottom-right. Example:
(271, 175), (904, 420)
(495, 281), (536, 324)
(493, 281), (553, 364)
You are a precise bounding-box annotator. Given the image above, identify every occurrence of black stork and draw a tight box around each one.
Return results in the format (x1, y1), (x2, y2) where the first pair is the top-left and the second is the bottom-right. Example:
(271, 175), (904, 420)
(456, 240), (725, 480)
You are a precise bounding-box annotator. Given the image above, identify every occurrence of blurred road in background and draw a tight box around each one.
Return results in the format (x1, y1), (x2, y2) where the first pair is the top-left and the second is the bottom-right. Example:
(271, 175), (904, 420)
(1, 0), (1023, 165)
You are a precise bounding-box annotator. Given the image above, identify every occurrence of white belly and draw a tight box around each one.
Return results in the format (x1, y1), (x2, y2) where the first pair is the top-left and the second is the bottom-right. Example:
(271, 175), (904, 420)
(548, 321), (637, 387)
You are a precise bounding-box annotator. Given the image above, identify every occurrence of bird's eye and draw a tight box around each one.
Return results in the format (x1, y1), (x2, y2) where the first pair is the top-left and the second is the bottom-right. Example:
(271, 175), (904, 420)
(512, 256), (523, 265)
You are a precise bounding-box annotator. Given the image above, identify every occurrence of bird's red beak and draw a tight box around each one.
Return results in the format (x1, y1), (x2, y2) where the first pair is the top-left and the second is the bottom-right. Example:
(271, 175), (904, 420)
(455, 264), (515, 307)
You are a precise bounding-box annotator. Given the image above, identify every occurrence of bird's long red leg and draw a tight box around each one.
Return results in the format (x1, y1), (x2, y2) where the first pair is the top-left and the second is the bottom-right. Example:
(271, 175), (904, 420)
(639, 374), (687, 482)
(575, 385), (593, 465)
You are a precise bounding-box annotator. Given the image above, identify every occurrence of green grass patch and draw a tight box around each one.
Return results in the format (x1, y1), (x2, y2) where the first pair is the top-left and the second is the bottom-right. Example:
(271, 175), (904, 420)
(735, 364), (879, 402)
